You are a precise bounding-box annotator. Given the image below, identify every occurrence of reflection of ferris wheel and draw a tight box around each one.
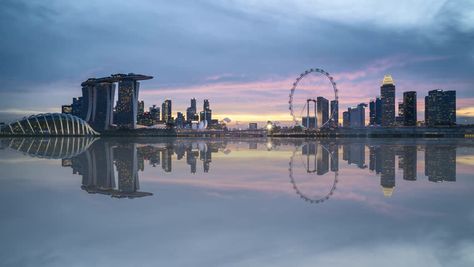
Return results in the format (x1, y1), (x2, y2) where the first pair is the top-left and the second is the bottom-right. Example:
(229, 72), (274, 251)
(288, 143), (339, 204)
(289, 68), (339, 128)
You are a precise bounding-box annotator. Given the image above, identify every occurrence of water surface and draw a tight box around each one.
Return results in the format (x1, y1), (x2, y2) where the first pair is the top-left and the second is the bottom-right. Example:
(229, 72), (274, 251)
(1, 137), (473, 267)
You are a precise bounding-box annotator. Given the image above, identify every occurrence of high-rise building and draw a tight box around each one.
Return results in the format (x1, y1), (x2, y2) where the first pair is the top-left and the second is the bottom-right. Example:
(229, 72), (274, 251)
(349, 103), (367, 128)
(403, 91), (417, 126)
(149, 105), (160, 122)
(375, 97), (382, 125)
(380, 145), (396, 197)
(116, 79), (140, 129)
(162, 99), (172, 123)
(138, 100), (145, 116)
(380, 75), (395, 127)
(200, 99), (212, 126)
(425, 90), (456, 126)
(330, 100), (339, 127)
(84, 82), (115, 132)
(369, 99), (376, 125)
(316, 97), (329, 128)
(186, 98), (198, 122)
(342, 111), (350, 127)
(175, 112), (184, 128)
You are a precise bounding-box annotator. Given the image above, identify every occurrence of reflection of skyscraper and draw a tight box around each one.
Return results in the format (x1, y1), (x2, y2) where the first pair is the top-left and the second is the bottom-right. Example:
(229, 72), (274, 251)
(186, 148), (198, 174)
(381, 75), (395, 127)
(316, 144), (329, 175)
(114, 143), (140, 195)
(344, 143), (366, 168)
(425, 145), (456, 182)
(380, 145), (396, 197)
(71, 139), (152, 198)
(302, 143), (317, 173)
(200, 145), (212, 173)
(399, 146), (417, 181)
(161, 147), (173, 172)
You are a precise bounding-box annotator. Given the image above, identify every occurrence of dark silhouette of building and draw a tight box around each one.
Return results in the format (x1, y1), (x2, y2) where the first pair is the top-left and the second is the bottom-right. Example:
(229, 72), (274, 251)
(380, 145), (396, 197)
(403, 91), (417, 126)
(162, 99), (172, 124)
(381, 75), (396, 127)
(175, 112), (185, 128)
(115, 79), (140, 128)
(199, 99), (212, 127)
(349, 103), (367, 128)
(399, 145), (417, 180)
(186, 98), (198, 123)
(317, 144), (329, 175)
(342, 111), (350, 127)
(316, 97), (329, 128)
(425, 145), (456, 182)
(425, 90), (456, 126)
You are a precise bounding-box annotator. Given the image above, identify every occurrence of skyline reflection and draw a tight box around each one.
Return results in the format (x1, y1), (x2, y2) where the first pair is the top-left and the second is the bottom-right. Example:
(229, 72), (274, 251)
(2, 137), (469, 203)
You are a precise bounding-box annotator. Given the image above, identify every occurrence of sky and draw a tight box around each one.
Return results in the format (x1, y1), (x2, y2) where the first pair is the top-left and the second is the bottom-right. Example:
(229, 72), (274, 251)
(0, 0), (473, 125)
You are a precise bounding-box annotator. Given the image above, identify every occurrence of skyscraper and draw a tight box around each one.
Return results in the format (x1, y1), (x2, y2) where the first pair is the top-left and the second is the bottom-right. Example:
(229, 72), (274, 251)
(349, 103), (367, 128)
(425, 90), (456, 126)
(116, 79), (140, 129)
(316, 97), (329, 128)
(369, 99), (376, 125)
(200, 99), (212, 126)
(380, 75), (395, 127)
(175, 112), (184, 128)
(403, 91), (417, 126)
(375, 97), (382, 125)
(342, 111), (350, 127)
(186, 98), (198, 122)
(86, 82), (116, 131)
(330, 100), (339, 127)
(162, 99), (172, 123)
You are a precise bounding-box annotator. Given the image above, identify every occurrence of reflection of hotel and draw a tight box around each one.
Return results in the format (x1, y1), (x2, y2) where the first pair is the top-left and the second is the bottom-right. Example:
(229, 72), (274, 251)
(70, 140), (153, 199)
(343, 144), (367, 169)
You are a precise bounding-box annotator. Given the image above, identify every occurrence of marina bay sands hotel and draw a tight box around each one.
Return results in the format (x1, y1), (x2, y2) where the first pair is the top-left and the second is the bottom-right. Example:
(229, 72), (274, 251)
(64, 73), (153, 132)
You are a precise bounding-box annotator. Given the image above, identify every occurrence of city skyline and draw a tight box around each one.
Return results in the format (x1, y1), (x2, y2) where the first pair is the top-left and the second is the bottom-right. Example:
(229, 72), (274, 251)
(0, 1), (473, 126)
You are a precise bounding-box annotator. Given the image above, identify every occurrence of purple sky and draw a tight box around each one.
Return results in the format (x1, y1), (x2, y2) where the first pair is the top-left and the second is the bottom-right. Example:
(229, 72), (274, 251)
(0, 0), (473, 125)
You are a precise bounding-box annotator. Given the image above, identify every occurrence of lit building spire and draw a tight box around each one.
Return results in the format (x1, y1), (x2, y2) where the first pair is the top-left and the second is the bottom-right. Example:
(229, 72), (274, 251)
(382, 75), (395, 86)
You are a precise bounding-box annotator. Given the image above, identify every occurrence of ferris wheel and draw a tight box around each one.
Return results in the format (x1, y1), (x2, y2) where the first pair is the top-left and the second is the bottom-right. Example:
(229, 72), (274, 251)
(289, 68), (339, 128)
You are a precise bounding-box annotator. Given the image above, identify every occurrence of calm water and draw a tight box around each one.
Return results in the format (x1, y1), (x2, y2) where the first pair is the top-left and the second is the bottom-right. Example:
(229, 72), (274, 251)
(1, 137), (474, 267)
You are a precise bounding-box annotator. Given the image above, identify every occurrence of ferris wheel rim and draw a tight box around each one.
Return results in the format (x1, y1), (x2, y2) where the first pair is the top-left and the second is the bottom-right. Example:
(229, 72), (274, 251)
(289, 68), (339, 128)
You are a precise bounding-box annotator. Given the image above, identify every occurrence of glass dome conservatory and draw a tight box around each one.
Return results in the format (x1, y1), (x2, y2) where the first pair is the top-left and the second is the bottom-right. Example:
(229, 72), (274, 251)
(0, 113), (99, 136)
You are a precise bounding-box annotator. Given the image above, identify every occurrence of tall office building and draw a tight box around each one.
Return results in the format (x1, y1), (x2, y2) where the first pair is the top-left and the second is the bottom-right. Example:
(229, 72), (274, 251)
(349, 103), (367, 128)
(425, 90), (456, 126)
(149, 105), (160, 122)
(330, 100), (339, 127)
(200, 99), (212, 126)
(162, 99), (172, 123)
(380, 75), (395, 127)
(369, 99), (376, 125)
(186, 98), (198, 122)
(316, 97), (329, 128)
(342, 111), (350, 127)
(175, 112), (184, 128)
(403, 91), (417, 126)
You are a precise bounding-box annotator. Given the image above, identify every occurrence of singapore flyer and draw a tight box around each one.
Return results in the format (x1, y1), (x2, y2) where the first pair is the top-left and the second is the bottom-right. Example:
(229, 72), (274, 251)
(289, 68), (339, 129)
